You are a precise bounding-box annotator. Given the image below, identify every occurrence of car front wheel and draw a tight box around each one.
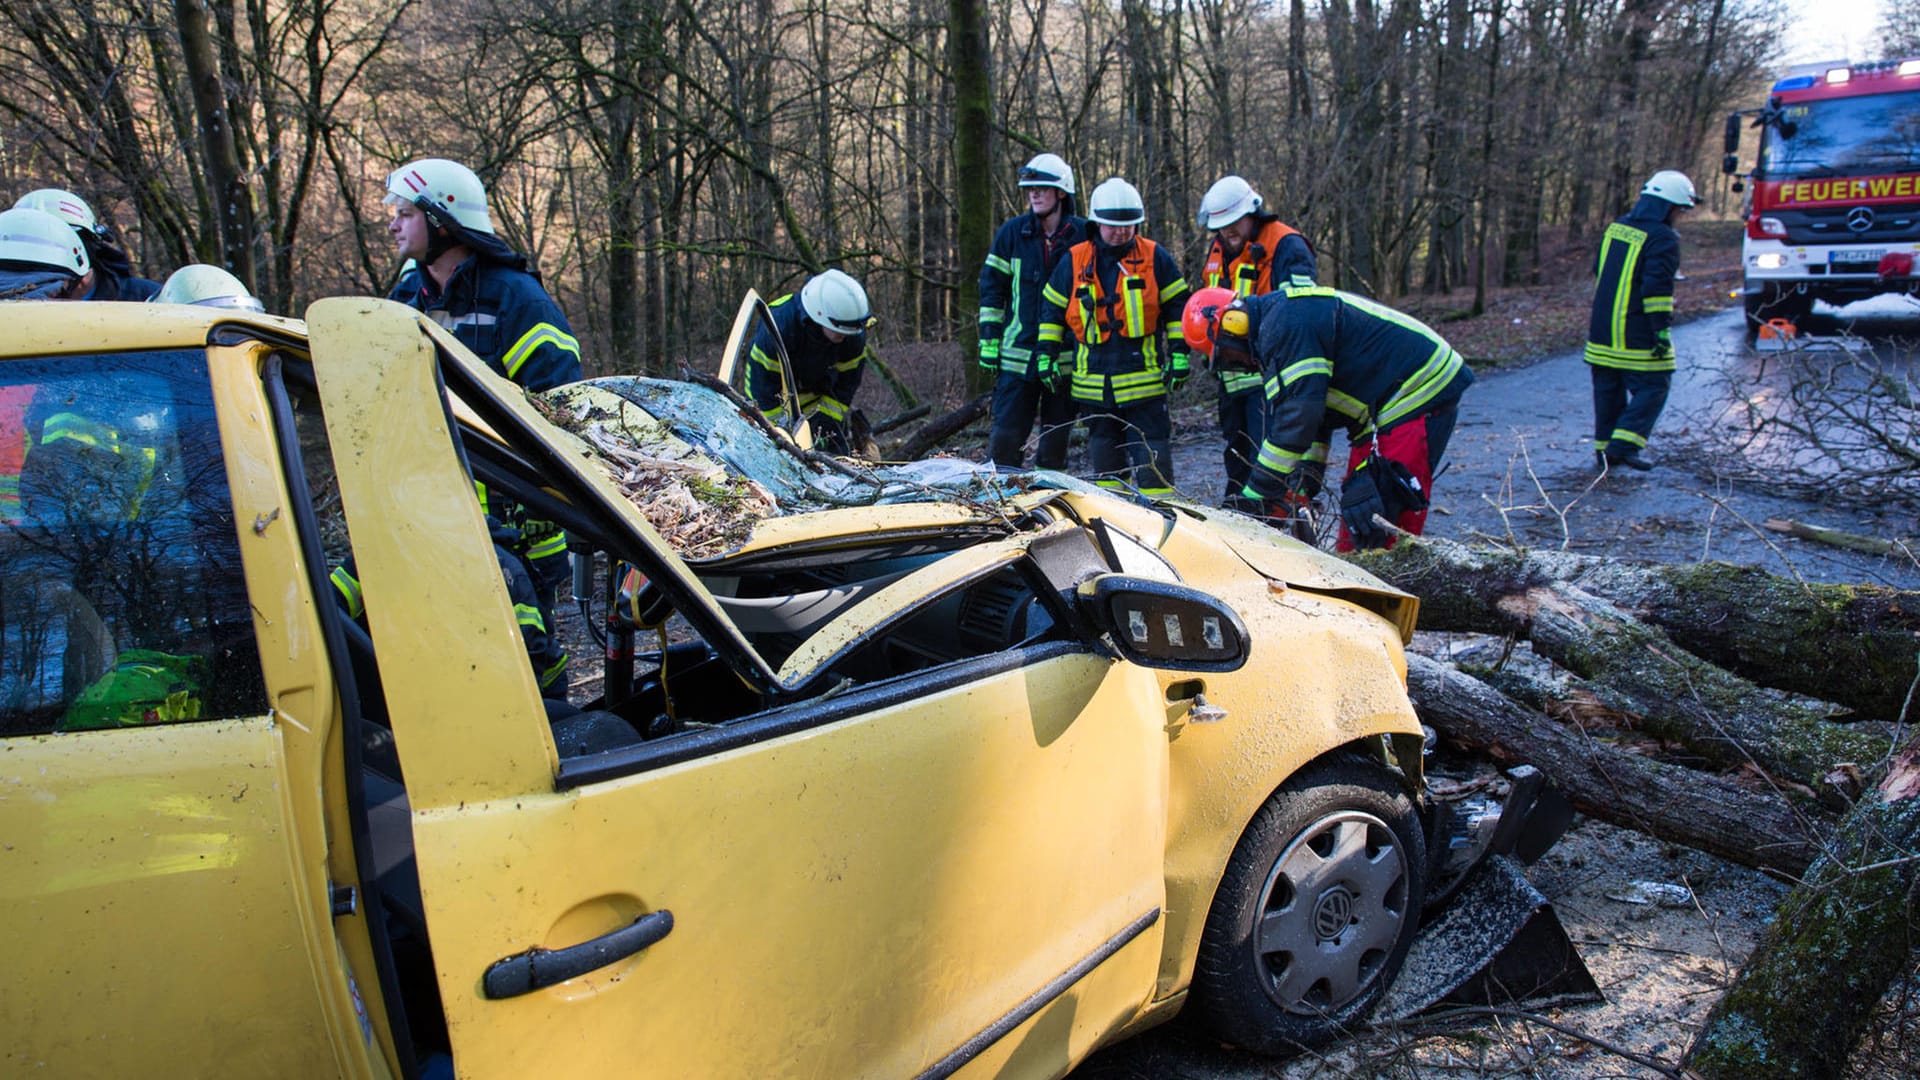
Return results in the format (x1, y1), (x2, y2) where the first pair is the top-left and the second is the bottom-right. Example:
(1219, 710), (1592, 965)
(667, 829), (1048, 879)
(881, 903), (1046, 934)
(1191, 756), (1426, 1053)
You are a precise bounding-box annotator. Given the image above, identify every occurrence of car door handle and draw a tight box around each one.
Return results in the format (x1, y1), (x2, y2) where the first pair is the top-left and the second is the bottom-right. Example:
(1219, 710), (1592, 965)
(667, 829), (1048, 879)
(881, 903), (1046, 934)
(482, 910), (675, 999)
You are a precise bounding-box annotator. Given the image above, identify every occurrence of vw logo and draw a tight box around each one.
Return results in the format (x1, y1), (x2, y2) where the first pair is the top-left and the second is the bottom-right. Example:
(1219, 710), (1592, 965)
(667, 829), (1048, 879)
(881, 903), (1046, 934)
(1847, 206), (1876, 233)
(1313, 887), (1354, 940)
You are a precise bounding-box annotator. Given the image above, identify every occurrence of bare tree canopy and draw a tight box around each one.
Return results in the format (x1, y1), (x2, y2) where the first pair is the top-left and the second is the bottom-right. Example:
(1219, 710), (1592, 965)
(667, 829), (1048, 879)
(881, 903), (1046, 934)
(1, 0), (1783, 373)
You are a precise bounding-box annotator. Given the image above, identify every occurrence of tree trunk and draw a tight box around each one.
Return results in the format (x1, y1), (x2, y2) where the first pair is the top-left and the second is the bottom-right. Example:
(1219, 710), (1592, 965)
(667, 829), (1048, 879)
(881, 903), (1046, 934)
(1686, 737), (1920, 1078)
(1519, 584), (1896, 792)
(1408, 654), (1823, 875)
(950, 0), (993, 395)
(892, 393), (990, 461)
(1345, 535), (1920, 724)
(174, 0), (258, 285)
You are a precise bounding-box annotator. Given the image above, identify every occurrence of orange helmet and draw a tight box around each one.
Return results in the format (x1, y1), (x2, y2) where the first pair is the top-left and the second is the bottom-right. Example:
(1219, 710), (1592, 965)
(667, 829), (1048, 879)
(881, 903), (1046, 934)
(1182, 286), (1245, 357)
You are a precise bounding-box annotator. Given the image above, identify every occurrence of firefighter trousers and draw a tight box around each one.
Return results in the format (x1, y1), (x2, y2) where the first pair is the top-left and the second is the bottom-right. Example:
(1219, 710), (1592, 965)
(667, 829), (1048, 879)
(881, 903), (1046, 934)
(1083, 400), (1173, 496)
(1218, 384), (1265, 505)
(1589, 365), (1671, 453)
(989, 372), (1077, 470)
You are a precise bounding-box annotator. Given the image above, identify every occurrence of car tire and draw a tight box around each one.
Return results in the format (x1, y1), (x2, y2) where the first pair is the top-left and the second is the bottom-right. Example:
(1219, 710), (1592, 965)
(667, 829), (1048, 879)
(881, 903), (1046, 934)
(1190, 755), (1427, 1054)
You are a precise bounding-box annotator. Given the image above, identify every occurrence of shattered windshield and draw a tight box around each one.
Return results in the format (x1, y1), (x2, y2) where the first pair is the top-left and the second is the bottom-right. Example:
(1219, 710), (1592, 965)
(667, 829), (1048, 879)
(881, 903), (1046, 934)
(1762, 91), (1920, 178)
(539, 376), (1088, 558)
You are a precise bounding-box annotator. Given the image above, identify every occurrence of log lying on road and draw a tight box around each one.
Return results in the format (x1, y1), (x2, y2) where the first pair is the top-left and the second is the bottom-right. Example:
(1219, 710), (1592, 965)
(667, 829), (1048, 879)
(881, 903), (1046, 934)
(1523, 585), (1897, 793)
(1407, 653), (1824, 877)
(1687, 736), (1920, 1079)
(1348, 534), (1920, 723)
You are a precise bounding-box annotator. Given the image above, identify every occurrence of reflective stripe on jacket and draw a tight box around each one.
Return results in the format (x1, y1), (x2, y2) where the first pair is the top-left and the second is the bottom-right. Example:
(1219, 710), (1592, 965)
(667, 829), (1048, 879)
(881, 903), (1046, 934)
(1585, 195), (1680, 373)
(1240, 285), (1474, 498)
(748, 293), (869, 424)
(1037, 238), (1190, 407)
(978, 212), (1087, 377)
(411, 254), (583, 391)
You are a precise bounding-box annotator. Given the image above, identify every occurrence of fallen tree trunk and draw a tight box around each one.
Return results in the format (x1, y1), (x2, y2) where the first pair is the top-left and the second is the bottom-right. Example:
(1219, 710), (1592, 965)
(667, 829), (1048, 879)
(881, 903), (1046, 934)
(1686, 737), (1920, 1079)
(890, 393), (990, 461)
(1522, 585), (1896, 793)
(1407, 654), (1823, 877)
(1347, 534), (1920, 723)
(1764, 516), (1917, 559)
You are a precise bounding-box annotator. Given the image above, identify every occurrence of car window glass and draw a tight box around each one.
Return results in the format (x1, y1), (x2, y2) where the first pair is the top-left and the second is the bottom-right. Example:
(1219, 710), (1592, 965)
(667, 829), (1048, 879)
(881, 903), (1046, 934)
(1101, 522), (1180, 582)
(0, 351), (267, 736)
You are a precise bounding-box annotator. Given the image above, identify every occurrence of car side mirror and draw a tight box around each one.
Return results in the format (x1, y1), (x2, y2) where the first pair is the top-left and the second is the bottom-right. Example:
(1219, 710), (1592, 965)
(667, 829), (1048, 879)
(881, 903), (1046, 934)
(1076, 574), (1250, 673)
(1721, 152), (1739, 177)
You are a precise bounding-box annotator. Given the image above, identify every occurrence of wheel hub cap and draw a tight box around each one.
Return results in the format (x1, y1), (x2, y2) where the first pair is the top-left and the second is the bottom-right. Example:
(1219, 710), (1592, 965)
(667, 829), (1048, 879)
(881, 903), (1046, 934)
(1312, 887), (1354, 941)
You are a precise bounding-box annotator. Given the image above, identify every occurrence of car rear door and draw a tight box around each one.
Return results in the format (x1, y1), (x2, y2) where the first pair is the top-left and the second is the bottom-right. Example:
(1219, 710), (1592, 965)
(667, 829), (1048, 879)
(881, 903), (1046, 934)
(0, 336), (380, 1075)
(307, 297), (1169, 1078)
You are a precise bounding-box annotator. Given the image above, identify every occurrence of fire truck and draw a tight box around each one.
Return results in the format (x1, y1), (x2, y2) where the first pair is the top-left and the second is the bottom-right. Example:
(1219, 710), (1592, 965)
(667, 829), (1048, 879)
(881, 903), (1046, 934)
(1723, 58), (1920, 332)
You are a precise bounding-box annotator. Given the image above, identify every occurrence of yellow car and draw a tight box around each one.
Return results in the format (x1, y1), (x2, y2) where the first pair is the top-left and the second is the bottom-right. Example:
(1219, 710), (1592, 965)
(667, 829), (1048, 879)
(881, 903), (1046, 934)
(2, 296), (1442, 1078)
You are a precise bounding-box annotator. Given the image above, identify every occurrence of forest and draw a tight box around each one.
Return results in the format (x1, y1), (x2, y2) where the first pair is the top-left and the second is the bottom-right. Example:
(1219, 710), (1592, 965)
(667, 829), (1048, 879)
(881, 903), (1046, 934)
(0, 0), (1831, 377)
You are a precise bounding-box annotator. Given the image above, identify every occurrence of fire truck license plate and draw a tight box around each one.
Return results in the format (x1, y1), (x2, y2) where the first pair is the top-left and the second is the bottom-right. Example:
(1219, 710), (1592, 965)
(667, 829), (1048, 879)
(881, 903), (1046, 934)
(1832, 249), (1886, 267)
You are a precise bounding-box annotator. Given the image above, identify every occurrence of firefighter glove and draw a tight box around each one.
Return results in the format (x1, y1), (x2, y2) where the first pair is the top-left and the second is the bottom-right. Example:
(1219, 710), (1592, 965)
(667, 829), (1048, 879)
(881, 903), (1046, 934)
(1653, 327), (1673, 362)
(1340, 465), (1390, 549)
(1166, 350), (1191, 389)
(1035, 349), (1063, 393)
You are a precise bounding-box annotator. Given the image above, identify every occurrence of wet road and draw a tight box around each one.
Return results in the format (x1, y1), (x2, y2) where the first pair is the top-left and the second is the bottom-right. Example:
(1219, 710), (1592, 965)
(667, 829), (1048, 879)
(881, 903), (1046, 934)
(1167, 297), (1920, 589)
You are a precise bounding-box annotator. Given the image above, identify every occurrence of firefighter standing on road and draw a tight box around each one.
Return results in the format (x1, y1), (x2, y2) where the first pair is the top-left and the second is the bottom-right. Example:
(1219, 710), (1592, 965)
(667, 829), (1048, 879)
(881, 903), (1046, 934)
(1184, 283), (1474, 550)
(978, 154), (1088, 471)
(1036, 178), (1190, 497)
(748, 269), (874, 456)
(1195, 175), (1317, 512)
(1584, 169), (1693, 472)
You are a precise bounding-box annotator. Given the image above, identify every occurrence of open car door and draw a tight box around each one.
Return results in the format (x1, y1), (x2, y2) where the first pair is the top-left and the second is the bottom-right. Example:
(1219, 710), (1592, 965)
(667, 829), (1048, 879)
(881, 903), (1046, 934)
(306, 297), (1169, 1078)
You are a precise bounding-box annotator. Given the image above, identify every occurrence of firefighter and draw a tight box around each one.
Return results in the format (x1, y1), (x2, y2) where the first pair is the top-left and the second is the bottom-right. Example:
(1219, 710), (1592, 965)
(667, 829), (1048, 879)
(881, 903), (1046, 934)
(1585, 169), (1694, 472)
(977, 153), (1087, 471)
(386, 158), (581, 606)
(330, 516), (570, 702)
(1195, 175), (1317, 511)
(153, 264), (265, 312)
(0, 207), (93, 524)
(12, 188), (162, 301)
(0, 206), (91, 301)
(1184, 283), (1474, 550)
(384, 158), (583, 393)
(1036, 178), (1191, 497)
(747, 269), (874, 456)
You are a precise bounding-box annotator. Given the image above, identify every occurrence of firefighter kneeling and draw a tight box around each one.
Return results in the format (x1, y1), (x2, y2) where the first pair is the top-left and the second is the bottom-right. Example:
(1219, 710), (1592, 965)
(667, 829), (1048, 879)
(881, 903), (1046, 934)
(1183, 284), (1474, 550)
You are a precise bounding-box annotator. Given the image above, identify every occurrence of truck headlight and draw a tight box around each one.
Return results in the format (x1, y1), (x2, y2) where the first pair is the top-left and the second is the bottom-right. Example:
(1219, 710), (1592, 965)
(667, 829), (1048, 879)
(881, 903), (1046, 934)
(1754, 253), (1788, 269)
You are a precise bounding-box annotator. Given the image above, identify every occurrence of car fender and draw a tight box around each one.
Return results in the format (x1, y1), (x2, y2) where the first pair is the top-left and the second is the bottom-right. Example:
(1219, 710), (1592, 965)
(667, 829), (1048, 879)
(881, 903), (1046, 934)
(1148, 516), (1426, 1001)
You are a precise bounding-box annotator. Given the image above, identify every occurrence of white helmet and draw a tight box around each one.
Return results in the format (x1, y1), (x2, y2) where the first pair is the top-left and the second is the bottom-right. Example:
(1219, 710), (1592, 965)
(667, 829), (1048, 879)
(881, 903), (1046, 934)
(1018, 153), (1075, 196)
(0, 207), (89, 276)
(13, 188), (100, 234)
(154, 264), (265, 312)
(1197, 175), (1263, 231)
(799, 269), (871, 333)
(385, 158), (494, 234)
(1088, 177), (1146, 227)
(1642, 169), (1698, 208)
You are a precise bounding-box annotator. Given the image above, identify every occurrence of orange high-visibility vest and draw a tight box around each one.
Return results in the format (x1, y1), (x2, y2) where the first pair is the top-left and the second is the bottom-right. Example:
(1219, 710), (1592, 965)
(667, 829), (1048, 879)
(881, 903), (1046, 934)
(0, 385), (32, 523)
(1203, 219), (1302, 297)
(1064, 238), (1164, 345)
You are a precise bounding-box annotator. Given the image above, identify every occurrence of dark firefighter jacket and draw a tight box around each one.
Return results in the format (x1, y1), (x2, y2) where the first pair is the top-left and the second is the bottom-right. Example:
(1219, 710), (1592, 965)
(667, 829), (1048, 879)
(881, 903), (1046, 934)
(406, 238), (583, 392)
(1585, 194), (1681, 373)
(80, 240), (160, 302)
(748, 292), (870, 426)
(1201, 216), (1317, 394)
(1238, 285), (1473, 499)
(977, 211), (1088, 379)
(1037, 236), (1191, 408)
(330, 518), (569, 699)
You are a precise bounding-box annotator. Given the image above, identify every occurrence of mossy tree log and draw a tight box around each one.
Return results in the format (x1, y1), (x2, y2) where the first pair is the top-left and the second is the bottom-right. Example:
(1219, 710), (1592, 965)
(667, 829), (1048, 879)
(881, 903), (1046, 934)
(1522, 585), (1897, 792)
(1407, 654), (1823, 876)
(1685, 738), (1920, 1078)
(1346, 535), (1920, 723)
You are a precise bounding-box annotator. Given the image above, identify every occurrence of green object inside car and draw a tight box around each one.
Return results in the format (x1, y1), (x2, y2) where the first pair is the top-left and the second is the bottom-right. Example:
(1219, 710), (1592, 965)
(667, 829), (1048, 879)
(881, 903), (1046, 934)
(61, 650), (207, 731)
